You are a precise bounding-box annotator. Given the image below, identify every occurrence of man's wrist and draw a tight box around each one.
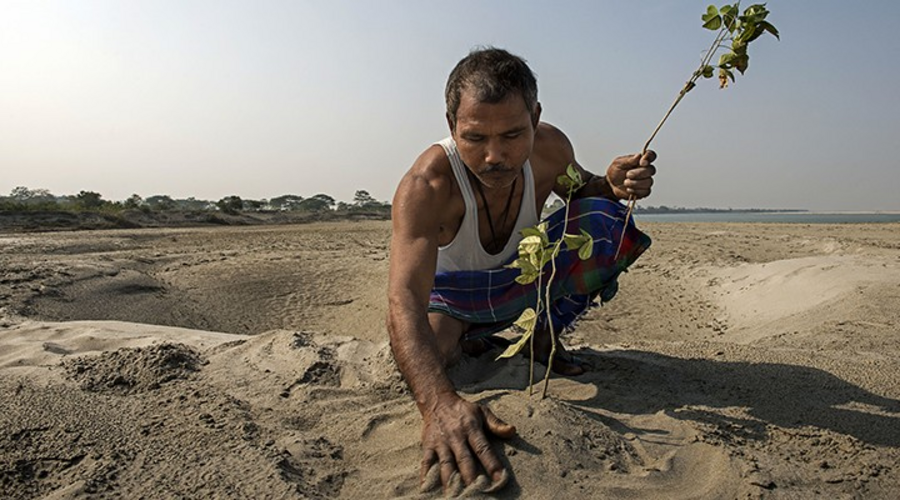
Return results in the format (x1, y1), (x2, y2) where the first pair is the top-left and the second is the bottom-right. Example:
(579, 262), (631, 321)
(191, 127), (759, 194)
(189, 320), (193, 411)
(416, 388), (459, 415)
(572, 173), (613, 200)
(584, 175), (619, 201)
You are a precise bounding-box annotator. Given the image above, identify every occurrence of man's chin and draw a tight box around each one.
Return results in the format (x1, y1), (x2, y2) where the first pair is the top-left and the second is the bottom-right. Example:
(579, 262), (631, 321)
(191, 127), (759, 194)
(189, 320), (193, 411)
(476, 171), (519, 189)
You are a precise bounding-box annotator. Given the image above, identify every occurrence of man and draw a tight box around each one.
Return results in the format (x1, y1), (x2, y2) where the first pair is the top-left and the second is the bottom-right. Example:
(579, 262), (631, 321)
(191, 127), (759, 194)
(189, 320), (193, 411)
(387, 47), (656, 494)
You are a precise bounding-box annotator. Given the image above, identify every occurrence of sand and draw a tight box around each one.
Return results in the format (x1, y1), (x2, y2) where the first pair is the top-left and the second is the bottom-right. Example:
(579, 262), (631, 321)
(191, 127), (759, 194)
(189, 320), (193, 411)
(1, 220), (899, 499)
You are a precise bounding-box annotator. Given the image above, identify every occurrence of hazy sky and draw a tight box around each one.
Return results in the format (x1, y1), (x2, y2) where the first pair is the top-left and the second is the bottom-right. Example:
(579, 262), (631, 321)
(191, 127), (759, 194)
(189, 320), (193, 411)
(2, 1), (899, 210)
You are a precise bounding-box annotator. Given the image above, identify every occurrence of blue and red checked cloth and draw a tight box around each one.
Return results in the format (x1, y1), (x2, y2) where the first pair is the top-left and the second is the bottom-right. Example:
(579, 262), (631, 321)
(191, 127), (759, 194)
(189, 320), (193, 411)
(428, 197), (651, 340)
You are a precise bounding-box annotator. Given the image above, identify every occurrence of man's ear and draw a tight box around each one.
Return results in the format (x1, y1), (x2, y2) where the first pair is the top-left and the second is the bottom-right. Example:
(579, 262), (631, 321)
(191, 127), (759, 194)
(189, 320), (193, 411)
(446, 112), (456, 134)
(532, 102), (543, 128)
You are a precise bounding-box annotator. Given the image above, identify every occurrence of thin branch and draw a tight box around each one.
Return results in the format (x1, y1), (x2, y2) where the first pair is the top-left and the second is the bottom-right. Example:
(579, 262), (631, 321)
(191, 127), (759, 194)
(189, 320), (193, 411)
(540, 186), (576, 398)
(615, 18), (734, 261)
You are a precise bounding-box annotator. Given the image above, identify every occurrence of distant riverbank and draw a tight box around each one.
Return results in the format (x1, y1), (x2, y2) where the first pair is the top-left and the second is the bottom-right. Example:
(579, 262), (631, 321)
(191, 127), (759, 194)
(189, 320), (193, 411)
(634, 211), (900, 224)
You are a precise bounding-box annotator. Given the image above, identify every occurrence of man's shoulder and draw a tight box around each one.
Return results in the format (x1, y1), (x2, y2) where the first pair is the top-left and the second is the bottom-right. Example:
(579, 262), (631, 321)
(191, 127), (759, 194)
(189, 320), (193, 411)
(412, 143), (452, 177)
(394, 143), (456, 207)
(534, 122), (570, 155)
(532, 122), (574, 174)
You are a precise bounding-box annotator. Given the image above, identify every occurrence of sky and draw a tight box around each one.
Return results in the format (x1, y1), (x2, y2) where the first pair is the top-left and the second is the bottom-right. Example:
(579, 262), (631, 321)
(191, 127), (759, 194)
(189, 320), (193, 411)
(2, 1), (899, 211)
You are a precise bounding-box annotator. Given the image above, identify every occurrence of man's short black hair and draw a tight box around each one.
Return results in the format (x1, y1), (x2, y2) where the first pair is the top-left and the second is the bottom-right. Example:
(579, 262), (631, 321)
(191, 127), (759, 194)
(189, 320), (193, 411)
(445, 47), (538, 127)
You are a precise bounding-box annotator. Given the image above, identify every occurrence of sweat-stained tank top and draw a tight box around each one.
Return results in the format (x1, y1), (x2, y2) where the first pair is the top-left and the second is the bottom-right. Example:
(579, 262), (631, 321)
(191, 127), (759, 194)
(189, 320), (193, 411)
(435, 137), (539, 273)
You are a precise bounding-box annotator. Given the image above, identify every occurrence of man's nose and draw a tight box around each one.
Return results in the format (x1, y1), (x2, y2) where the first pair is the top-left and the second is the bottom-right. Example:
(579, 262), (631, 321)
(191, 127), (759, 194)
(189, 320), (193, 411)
(484, 139), (505, 165)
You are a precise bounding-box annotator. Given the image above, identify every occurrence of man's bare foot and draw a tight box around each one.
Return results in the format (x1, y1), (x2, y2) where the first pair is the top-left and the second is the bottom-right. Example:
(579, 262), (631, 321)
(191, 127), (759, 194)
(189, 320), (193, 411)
(532, 327), (586, 376)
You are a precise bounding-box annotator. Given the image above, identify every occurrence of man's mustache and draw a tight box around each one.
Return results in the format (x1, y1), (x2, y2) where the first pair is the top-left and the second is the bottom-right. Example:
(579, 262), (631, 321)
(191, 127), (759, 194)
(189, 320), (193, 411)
(483, 163), (512, 174)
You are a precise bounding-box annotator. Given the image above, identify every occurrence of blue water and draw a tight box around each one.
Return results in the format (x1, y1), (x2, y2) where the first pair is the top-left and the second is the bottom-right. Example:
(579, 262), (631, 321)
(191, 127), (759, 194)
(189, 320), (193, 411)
(633, 212), (900, 224)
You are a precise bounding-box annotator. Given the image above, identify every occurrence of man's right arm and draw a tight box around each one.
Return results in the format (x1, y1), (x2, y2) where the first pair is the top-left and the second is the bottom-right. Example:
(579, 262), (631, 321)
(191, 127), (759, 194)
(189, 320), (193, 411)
(386, 165), (457, 413)
(387, 154), (515, 494)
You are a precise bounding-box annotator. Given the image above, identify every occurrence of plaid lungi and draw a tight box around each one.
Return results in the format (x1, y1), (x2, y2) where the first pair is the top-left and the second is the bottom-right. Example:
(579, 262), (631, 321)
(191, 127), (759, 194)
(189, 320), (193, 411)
(428, 197), (651, 340)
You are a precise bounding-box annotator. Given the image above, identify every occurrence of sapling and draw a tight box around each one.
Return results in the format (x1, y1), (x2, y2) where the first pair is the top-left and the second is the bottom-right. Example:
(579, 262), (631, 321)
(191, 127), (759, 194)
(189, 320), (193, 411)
(615, 2), (779, 259)
(497, 165), (590, 397)
(500, 2), (778, 399)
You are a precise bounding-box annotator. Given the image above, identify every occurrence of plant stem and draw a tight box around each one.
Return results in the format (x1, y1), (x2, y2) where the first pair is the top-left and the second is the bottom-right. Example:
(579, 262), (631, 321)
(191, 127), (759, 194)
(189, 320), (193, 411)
(614, 22), (733, 261)
(541, 252), (558, 399)
(528, 270), (544, 396)
(540, 191), (575, 399)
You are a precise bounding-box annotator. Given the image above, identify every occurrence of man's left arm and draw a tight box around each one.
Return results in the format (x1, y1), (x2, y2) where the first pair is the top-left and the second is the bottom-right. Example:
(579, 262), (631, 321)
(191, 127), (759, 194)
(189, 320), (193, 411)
(538, 123), (657, 202)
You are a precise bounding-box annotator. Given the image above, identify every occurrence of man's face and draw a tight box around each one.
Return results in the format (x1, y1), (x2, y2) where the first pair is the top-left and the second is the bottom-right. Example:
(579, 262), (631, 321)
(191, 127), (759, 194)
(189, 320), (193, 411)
(449, 89), (540, 190)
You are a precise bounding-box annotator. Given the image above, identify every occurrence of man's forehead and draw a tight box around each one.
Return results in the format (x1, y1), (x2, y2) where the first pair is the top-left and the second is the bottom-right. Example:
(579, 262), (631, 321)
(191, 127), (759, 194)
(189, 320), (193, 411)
(455, 91), (532, 127)
(458, 87), (528, 110)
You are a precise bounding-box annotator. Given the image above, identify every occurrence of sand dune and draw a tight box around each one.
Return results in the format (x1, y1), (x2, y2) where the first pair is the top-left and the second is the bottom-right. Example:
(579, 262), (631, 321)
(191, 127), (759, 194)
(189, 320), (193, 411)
(2, 221), (899, 498)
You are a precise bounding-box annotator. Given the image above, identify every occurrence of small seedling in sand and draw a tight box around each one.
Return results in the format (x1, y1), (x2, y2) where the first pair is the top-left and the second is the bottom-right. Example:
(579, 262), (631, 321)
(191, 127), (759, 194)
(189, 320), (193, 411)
(615, 2), (780, 258)
(498, 165), (590, 398)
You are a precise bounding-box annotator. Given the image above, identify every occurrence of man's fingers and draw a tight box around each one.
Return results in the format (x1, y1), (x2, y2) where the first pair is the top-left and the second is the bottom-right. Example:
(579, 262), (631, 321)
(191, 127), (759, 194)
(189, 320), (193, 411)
(449, 439), (479, 486)
(437, 445), (456, 491)
(483, 468), (510, 493)
(481, 405), (517, 439)
(641, 149), (657, 165)
(626, 164), (657, 181)
(420, 464), (441, 493)
(420, 448), (439, 491)
(446, 471), (464, 496)
(468, 429), (506, 486)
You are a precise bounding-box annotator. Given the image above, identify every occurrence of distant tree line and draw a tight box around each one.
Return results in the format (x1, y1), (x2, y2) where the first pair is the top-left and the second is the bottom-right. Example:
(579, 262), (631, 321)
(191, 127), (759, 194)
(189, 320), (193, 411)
(0, 186), (391, 216)
(0, 186), (804, 219)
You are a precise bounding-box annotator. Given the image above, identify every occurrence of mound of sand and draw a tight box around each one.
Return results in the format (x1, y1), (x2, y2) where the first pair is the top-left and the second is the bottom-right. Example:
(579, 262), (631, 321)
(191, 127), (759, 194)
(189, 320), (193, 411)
(2, 221), (899, 498)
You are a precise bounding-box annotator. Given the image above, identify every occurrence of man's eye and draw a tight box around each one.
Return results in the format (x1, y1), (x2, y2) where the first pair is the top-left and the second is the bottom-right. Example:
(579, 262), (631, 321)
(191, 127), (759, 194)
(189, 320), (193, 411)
(465, 136), (484, 143)
(504, 133), (521, 140)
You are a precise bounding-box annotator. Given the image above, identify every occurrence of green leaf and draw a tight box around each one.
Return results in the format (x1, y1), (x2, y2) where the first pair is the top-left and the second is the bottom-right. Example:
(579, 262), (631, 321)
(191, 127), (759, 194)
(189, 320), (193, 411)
(718, 52), (737, 68)
(565, 164), (583, 185)
(746, 24), (766, 43)
(733, 53), (749, 74)
(518, 234), (543, 255)
(720, 4), (738, 30)
(735, 23), (755, 44)
(496, 329), (532, 359)
(520, 226), (544, 239)
(514, 307), (537, 331)
(701, 5), (720, 26)
(497, 309), (537, 359)
(702, 13), (722, 31)
(578, 229), (594, 260)
(560, 164), (584, 196)
(563, 233), (586, 251)
(744, 4), (769, 20)
(508, 256), (538, 276)
(556, 175), (575, 191)
(759, 20), (779, 40)
(528, 250), (543, 270)
(537, 222), (550, 246)
(519, 258), (538, 276)
(515, 273), (538, 285)
(701, 65), (715, 78)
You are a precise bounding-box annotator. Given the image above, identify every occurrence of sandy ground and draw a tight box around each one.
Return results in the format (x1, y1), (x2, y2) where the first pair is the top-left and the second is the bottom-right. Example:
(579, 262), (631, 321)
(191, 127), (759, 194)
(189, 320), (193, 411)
(1, 220), (899, 499)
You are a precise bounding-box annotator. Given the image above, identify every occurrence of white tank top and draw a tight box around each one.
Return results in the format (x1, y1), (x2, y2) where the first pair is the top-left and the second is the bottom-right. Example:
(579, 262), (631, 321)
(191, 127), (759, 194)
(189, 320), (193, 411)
(435, 137), (539, 272)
